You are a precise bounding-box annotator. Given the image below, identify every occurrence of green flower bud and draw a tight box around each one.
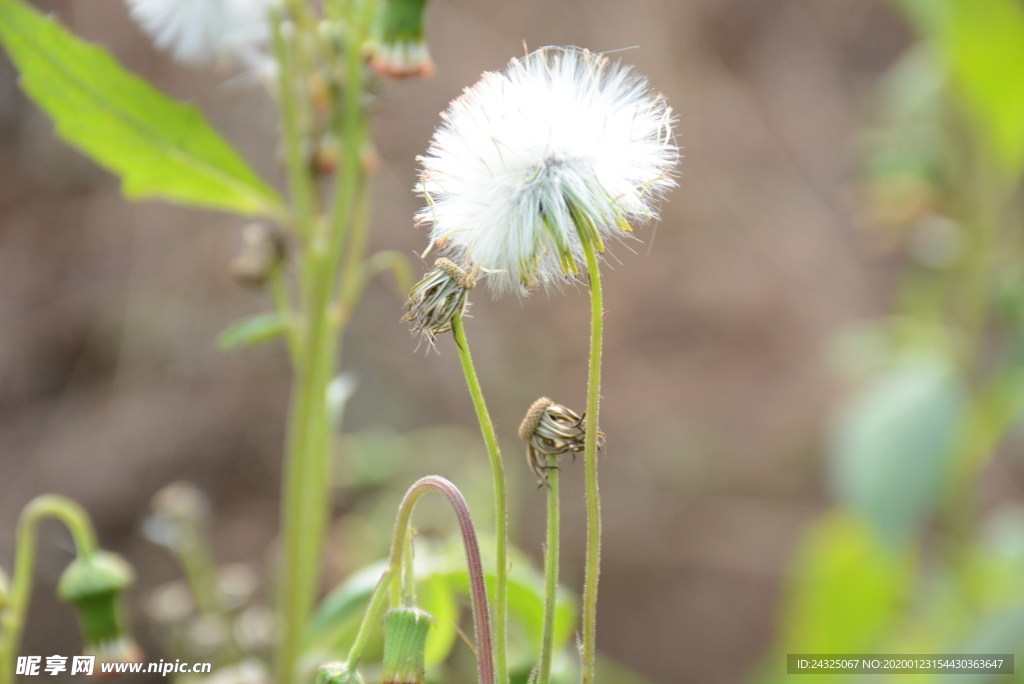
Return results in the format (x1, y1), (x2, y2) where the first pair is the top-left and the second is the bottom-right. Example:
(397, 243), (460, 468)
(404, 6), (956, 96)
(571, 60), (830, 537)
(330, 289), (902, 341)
(57, 551), (143, 665)
(370, 0), (434, 78)
(380, 607), (433, 684)
(0, 566), (9, 611)
(315, 662), (365, 684)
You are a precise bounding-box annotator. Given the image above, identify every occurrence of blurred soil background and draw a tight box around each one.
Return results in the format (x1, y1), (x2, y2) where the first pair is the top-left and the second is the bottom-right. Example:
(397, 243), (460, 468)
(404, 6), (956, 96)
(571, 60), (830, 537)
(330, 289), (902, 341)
(0, 0), (913, 681)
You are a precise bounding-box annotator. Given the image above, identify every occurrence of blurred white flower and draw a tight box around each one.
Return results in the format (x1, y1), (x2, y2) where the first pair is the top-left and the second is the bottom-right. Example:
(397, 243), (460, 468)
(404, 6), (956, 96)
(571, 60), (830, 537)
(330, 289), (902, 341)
(416, 46), (677, 295)
(126, 0), (274, 70)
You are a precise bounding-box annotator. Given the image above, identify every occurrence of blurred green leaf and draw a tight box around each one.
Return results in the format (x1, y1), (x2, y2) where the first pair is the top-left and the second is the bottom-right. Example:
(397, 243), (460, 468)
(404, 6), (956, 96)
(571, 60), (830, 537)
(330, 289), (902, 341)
(830, 355), (966, 545)
(217, 312), (290, 350)
(781, 511), (914, 655)
(934, 603), (1024, 684)
(418, 573), (458, 669)
(594, 656), (663, 684)
(0, 0), (285, 217)
(305, 562), (385, 649)
(894, 0), (1024, 176)
(446, 562), (577, 663)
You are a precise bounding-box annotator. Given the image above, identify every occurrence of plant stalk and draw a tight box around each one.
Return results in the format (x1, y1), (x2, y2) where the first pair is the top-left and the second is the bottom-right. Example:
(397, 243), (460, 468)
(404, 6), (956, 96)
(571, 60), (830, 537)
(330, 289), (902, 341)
(0, 496), (99, 684)
(451, 313), (509, 684)
(580, 239), (604, 684)
(535, 465), (560, 684)
(273, 7), (367, 684)
(387, 476), (495, 684)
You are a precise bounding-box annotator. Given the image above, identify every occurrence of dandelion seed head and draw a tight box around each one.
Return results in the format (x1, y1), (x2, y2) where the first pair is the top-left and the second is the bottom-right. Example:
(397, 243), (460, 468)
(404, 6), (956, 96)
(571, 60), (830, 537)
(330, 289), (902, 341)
(126, 0), (274, 70)
(416, 46), (677, 295)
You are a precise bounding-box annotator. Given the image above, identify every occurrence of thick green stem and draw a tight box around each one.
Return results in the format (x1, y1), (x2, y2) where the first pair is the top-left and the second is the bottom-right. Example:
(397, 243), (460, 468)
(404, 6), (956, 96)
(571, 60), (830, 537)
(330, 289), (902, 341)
(535, 466), (560, 684)
(274, 10), (367, 684)
(0, 496), (99, 684)
(451, 314), (509, 684)
(580, 240), (604, 684)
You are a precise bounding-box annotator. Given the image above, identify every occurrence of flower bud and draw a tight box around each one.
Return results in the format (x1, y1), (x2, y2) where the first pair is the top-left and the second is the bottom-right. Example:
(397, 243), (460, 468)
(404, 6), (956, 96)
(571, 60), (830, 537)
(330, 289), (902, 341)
(380, 607), (433, 684)
(519, 397), (604, 487)
(57, 551), (143, 666)
(315, 662), (365, 684)
(370, 0), (434, 78)
(403, 258), (474, 347)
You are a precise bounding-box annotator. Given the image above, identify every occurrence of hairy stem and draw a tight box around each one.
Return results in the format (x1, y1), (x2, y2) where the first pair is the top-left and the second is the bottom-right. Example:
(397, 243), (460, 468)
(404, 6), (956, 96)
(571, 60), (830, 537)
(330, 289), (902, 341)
(451, 313), (509, 684)
(580, 239), (604, 684)
(0, 496), (99, 684)
(535, 466), (560, 684)
(387, 476), (495, 684)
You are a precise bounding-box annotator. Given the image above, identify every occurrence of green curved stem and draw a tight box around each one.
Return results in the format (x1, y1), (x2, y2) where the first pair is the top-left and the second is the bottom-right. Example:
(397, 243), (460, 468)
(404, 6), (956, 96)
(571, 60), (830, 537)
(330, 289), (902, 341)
(580, 239), (604, 684)
(0, 495), (99, 684)
(344, 570), (392, 672)
(535, 466), (560, 684)
(386, 476), (495, 684)
(451, 313), (509, 684)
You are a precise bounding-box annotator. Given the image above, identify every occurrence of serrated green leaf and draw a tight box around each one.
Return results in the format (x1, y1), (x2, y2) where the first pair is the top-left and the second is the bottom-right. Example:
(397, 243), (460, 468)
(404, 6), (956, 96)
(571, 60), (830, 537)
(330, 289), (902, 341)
(217, 312), (290, 350)
(0, 0), (285, 217)
(894, 0), (1024, 176)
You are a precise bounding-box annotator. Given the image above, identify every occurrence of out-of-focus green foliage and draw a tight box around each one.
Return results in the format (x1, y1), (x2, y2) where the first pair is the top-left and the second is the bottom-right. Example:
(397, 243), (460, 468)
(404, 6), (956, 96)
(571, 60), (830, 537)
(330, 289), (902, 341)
(0, 0), (284, 218)
(780, 512), (914, 655)
(759, 2), (1024, 681)
(217, 312), (292, 351)
(893, 0), (1024, 177)
(830, 355), (966, 545)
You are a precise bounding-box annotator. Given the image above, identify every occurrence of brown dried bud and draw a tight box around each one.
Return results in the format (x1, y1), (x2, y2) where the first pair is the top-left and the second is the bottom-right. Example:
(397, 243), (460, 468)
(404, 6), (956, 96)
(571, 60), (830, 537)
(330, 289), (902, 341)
(403, 258), (474, 347)
(519, 397), (604, 486)
(230, 224), (287, 288)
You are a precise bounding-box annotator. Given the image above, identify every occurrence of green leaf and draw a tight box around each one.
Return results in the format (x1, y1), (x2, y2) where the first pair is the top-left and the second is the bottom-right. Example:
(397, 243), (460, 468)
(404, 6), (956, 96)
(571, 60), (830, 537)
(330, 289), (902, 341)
(217, 312), (290, 350)
(830, 355), (966, 545)
(305, 562), (385, 649)
(418, 573), (458, 669)
(0, 0), (285, 217)
(446, 562), (577, 661)
(894, 0), (1024, 176)
(781, 511), (914, 656)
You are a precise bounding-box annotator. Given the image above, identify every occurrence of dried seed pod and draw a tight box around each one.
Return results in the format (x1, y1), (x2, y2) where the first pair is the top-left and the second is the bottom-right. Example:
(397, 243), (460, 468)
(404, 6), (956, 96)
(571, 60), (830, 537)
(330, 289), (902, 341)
(519, 397), (604, 486)
(403, 258), (474, 347)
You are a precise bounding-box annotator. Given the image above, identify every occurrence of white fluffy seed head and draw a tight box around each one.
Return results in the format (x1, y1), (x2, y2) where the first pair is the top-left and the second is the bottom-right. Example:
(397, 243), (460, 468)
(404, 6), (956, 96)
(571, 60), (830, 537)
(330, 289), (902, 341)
(416, 46), (678, 296)
(126, 0), (274, 71)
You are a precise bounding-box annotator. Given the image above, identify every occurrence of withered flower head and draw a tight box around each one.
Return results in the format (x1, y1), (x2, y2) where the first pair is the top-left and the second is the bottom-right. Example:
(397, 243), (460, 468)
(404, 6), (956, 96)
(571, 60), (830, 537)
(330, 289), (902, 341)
(519, 397), (604, 487)
(403, 258), (475, 347)
(230, 223), (286, 288)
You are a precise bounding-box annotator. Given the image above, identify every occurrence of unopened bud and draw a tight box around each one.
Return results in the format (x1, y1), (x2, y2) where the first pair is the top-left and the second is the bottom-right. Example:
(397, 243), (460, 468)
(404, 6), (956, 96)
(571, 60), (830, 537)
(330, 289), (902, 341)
(230, 224), (287, 288)
(315, 662), (365, 684)
(380, 607), (433, 684)
(370, 0), (435, 78)
(57, 551), (143, 665)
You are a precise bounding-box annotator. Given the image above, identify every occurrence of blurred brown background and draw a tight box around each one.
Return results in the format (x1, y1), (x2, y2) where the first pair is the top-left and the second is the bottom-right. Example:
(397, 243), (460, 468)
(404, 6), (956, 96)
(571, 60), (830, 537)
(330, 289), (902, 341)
(0, 0), (911, 681)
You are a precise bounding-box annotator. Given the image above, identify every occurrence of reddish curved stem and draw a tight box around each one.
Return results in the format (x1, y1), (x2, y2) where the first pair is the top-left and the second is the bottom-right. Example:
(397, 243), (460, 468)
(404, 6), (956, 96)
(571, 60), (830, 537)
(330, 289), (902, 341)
(388, 476), (495, 684)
